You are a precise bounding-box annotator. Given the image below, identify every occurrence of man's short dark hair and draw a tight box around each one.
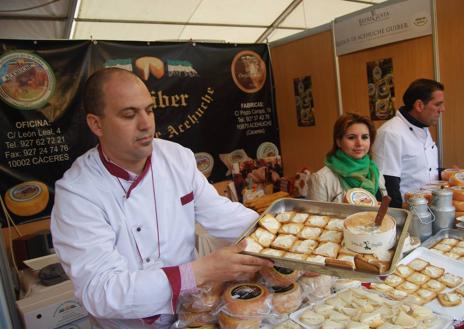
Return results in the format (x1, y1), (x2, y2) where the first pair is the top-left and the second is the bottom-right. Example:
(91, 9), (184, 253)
(83, 67), (140, 117)
(403, 78), (444, 111)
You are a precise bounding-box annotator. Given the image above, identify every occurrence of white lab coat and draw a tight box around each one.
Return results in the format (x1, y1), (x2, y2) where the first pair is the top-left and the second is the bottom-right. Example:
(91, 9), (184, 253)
(51, 139), (258, 329)
(372, 110), (439, 198)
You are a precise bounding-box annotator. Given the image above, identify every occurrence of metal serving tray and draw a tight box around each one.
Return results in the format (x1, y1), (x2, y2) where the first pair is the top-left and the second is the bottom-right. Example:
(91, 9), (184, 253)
(238, 198), (411, 282)
(421, 228), (464, 250)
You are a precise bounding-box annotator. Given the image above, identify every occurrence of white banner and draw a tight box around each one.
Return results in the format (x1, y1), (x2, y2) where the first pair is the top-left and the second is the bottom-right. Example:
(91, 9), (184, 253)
(334, 0), (432, 56)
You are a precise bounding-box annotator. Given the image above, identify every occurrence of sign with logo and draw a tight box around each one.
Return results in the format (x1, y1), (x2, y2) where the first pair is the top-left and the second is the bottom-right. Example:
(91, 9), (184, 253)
(334, 0), (432, 56)
(0, 40), (279, 226)
(93, 41), (279, 184)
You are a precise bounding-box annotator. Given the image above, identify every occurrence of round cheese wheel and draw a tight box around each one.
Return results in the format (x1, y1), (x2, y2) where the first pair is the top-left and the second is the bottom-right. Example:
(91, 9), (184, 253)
(222, 282), (269, 316)
(451, 186), (464, 202)
(218, 311), (261, 329)
(344, 188), (377, 206)
(134, 56), (164, 80)
(4, 181), (49, 217)
(453, 200), (464, 212)
(259, 266), (299, 287)
(271, 283), (302, 314)
(449, 173), (464, 187)
(441, 168), (463, 181)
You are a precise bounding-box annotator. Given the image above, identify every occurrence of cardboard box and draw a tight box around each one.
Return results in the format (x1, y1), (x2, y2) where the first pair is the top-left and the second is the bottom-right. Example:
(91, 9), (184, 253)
(16, 280), (89, 329)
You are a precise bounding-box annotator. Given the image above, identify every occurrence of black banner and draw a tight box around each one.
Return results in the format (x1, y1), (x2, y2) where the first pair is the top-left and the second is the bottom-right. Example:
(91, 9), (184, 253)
(0, 40), (279, 226)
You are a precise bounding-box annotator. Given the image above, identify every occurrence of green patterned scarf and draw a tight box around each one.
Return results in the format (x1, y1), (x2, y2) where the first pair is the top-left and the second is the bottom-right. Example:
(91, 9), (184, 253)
(325, 149), (380, 195)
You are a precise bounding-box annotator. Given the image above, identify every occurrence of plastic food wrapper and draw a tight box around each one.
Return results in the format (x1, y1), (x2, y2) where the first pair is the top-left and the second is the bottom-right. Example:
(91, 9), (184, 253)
(219, 149), (251, 176)
(298, 274), (336, 301)
(174, 283), (224, 328)
(176, 306), (217, 327)
(178, 282), (224, 313)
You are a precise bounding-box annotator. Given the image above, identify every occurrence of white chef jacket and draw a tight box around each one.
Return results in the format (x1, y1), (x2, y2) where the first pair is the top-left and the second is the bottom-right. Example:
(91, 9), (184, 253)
(372, 110), (439, 199)
(51, 138), (258, 329)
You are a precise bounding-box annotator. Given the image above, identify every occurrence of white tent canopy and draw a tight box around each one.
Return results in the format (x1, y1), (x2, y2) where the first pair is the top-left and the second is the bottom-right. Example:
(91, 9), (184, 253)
(1, 0), (386, 43)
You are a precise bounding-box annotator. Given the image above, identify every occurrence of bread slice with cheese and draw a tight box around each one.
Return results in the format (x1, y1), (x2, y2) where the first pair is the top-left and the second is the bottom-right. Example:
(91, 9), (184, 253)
(260, 248), (285, 257)
(437, 291), (462, 307)
(243, 237), (263, 253)
(275, 211), (295, 223)
(439, 272), (463, 288)
(290, 239), (317, 254)
(250, 227), (275, 247)
(423, 279), (446, 293)
(279, 223), (303, 235)
(305, 215), (329, 228)
(290, 212), (309, 223)
(258, 214), (281, 234)
(313, 241), (340, 258)
(318, 230), (343, 243)
(297, 226), (322, 239)
(414, 288), (436, 303)
(271, 234), (297, 251)
(408, 258), (429, 271)
(422, 265), (445, 279)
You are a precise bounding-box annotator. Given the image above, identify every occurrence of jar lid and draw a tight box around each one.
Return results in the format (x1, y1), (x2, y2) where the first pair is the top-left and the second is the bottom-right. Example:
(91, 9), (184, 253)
(408, 196), (428, 206)
(432, 188), (453, 197)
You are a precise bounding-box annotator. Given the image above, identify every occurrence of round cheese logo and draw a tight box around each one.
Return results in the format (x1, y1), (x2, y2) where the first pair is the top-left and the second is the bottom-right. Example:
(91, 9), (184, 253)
(5, 181), (49, 217)
(256, 142), (279, 159)
(0, 51), (56, 110)
(194, 152), (214, 178)
(231, 50), (266, 93)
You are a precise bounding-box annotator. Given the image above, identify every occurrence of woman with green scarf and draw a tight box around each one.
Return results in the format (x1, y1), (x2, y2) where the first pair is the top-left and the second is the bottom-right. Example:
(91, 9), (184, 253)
(307, 113), (387, 202)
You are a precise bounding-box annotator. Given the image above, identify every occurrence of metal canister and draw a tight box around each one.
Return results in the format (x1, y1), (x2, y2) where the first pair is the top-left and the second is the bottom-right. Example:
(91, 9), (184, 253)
(431, 188), (455, 233)
(408, 197), (434, 241)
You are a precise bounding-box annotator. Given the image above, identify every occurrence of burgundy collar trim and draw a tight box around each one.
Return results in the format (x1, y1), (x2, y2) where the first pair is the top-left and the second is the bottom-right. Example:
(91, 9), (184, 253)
(98, 144), (152, 198)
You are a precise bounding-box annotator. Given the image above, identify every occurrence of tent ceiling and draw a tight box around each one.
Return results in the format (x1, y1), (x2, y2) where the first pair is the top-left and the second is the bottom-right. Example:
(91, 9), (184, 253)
(1, 0), (387, 43)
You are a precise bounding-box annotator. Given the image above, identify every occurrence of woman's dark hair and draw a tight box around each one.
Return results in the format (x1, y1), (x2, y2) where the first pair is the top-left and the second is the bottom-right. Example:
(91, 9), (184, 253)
(403, 78), (444, 111)
(327, 113), (376, 157)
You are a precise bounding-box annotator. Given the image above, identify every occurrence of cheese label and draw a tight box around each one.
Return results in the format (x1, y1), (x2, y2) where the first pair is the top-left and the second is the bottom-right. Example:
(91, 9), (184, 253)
(0, 51), (56, 110)
(9, 182), (42, 202)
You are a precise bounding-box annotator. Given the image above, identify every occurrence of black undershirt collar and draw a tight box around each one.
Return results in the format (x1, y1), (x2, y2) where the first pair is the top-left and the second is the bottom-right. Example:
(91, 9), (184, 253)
(399, 106), (428, 128)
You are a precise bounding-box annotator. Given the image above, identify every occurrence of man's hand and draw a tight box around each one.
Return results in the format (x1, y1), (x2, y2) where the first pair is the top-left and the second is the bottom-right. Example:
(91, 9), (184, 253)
(191, 240), (274, 286)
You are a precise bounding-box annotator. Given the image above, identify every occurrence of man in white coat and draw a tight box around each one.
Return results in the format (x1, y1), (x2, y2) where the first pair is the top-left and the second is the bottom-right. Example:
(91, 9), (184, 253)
(372, 79), (445, 208)
(51, 67), (272, 328)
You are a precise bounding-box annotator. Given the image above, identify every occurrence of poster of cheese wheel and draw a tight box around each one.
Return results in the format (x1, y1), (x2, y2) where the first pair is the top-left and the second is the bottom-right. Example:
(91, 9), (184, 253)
(0, 40), (280, 225)
(0, 41), (97, 225)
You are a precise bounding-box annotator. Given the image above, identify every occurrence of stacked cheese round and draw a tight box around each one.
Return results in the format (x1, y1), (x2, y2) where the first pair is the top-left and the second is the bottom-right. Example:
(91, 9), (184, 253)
(259, 266), (300, 287)
(218, 283), (269, 329)
(451, 185), (464, 214)
(441, 168), (464, 181)
(270, 283), (302, 314)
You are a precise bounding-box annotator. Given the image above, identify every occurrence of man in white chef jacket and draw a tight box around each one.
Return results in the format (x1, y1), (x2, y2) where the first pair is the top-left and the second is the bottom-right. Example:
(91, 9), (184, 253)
(372, 79), (445, 208)
(51, 67), (272, 329)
